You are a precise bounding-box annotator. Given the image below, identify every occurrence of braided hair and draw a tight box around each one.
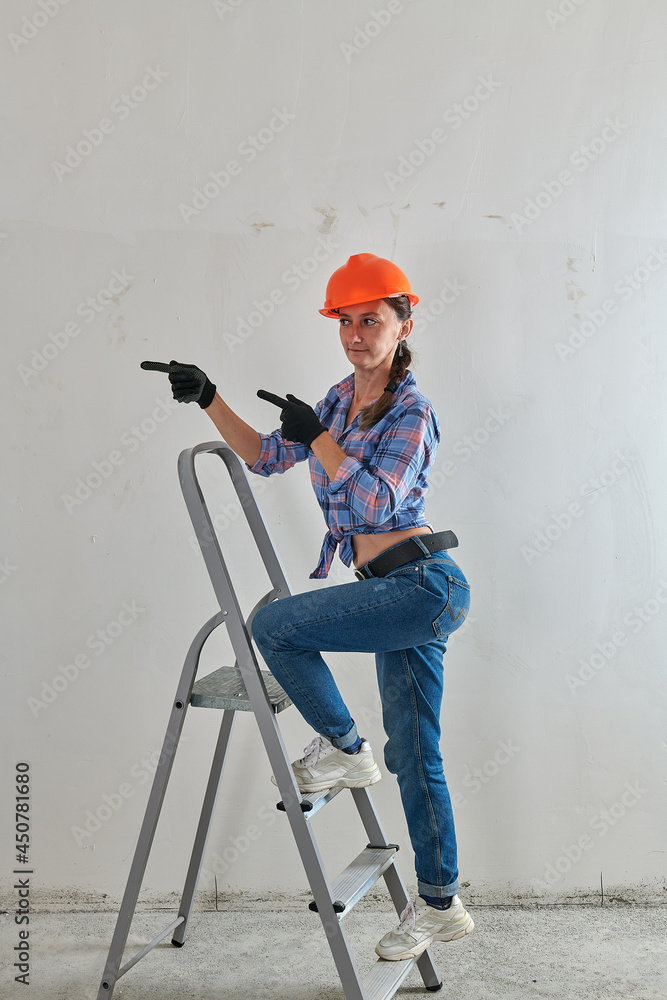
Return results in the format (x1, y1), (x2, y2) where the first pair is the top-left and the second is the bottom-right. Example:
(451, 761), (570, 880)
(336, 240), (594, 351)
(358, 295), (413, 431)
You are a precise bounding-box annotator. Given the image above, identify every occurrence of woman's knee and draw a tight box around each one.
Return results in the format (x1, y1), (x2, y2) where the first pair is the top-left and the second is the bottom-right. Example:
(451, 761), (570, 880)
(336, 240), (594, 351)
(383, 736), (401, 776)
(250, 601), (280, 650)
(383, 731), (444, 779)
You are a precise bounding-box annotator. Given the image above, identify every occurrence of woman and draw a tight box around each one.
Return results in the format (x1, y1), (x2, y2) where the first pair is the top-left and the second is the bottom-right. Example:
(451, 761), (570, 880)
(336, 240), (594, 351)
(142, 252), (474, 961)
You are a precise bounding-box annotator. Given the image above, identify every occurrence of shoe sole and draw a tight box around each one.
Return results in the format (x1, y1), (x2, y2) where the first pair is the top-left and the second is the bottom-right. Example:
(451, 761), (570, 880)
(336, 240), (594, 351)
(375, 914), (474, 961)
(297, 768), (382, 793)
(271, 768), (382, 793)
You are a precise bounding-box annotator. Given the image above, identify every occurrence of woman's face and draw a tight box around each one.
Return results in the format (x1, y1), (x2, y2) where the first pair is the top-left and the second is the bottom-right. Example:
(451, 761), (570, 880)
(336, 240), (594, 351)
(337, 299), (411, 374)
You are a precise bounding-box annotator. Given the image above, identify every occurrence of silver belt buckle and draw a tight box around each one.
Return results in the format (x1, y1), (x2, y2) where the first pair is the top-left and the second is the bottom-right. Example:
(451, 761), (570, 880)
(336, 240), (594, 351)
(354, 567), (369, 581)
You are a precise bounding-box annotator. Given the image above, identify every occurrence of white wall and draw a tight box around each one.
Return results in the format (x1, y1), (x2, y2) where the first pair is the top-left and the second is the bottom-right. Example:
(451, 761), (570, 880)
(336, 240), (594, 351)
(3, 0), (666, 908)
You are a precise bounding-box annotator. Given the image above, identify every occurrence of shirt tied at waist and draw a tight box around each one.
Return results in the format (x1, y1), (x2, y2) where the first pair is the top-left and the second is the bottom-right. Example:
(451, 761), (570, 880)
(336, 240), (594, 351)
(309, 528), (355, 580)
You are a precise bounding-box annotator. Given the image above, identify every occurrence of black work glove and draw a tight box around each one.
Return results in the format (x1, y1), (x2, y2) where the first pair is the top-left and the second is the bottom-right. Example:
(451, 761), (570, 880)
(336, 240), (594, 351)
(257, 390), (327, 447)
(140, 360), (217, 409)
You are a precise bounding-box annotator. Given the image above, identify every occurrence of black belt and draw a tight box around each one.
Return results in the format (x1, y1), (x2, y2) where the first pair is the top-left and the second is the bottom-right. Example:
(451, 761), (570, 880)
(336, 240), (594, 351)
(354, 530), (458, 581)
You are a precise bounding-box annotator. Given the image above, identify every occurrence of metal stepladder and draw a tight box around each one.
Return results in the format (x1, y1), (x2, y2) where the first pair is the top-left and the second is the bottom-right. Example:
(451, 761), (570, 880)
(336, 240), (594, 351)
(96, 441), (443, 1000)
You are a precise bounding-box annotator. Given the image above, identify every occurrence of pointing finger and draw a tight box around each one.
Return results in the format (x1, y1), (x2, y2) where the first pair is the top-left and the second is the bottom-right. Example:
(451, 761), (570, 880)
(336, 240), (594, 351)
(140, 361), (172, 372)
(257, 389), (291, 409)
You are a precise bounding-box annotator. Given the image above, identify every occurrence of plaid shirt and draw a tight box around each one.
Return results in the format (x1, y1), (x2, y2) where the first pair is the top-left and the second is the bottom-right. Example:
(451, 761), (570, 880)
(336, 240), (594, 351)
(247, 370), (440, 579)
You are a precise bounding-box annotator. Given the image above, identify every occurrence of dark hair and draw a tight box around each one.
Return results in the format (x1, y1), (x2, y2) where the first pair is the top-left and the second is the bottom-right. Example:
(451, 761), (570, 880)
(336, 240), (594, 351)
(358, 295), (413, 430)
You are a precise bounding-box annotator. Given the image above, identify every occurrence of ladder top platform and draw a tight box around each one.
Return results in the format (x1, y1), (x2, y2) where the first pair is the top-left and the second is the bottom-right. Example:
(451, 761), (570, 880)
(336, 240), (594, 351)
(191, 665), (292, 713)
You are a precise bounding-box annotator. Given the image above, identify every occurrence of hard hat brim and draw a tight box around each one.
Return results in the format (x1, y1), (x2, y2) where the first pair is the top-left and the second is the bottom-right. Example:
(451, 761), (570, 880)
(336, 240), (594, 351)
(319, 291), (419, 318)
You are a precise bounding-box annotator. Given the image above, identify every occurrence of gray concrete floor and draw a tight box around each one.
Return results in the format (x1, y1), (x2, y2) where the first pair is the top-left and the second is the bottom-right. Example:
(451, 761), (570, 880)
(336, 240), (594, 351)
(1, 902), (666, 999)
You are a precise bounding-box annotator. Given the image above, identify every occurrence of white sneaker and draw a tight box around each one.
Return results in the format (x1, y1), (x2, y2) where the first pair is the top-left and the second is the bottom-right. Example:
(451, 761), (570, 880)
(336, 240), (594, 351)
(271, 736), (381, 793)
(375, 895), (474, 960)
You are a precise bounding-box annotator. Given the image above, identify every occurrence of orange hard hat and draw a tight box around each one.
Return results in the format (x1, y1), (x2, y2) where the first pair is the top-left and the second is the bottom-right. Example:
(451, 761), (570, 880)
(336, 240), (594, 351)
(319, 253), (419, 318)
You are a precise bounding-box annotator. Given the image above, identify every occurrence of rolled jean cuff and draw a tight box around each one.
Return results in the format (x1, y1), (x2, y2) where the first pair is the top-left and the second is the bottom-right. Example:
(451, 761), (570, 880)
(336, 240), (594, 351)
(418, 877), (459, 899)
(329, 721), (359, 750)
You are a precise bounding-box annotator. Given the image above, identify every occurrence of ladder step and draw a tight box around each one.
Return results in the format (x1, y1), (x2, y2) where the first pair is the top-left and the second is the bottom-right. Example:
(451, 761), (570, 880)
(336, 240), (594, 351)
(190, 666), (291, 713)
(309, 846), (398, 916)
(361, 956), (417, 1000)
(276, 785), (344, 814)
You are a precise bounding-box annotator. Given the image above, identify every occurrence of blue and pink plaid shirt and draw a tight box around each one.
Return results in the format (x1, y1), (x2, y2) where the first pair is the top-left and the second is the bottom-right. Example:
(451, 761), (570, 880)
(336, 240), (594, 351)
(247, 370), (440, 579)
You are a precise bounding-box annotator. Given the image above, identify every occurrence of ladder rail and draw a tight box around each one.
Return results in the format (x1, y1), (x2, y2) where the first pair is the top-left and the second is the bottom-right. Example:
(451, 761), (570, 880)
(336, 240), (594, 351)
(171, 709), (236, 945)
(97, 611), (227, 998)
(177, 442), (303, 809)
(117, 917), (184, 979)
(178, 442), (367, 997)
(351, 790), (442, 992)
(177, 441), (291, 607)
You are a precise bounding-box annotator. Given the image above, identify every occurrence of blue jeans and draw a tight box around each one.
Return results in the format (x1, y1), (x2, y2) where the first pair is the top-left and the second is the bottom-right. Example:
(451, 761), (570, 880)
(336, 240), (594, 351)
(251, 538), (471, 900)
